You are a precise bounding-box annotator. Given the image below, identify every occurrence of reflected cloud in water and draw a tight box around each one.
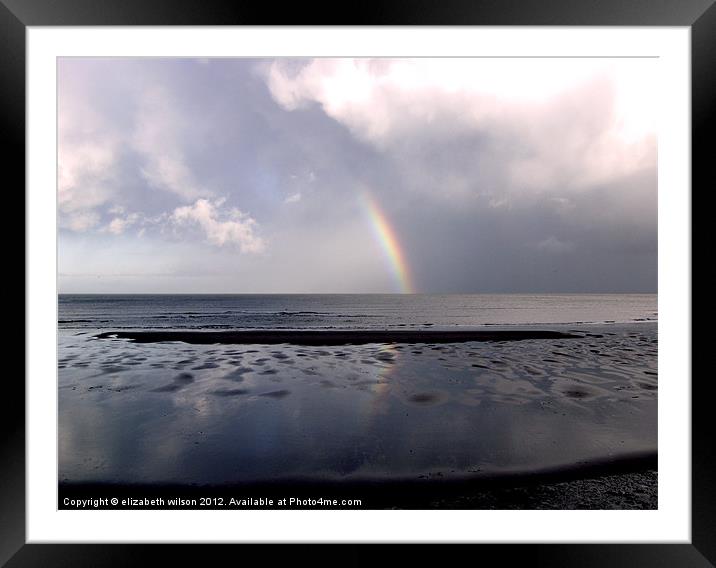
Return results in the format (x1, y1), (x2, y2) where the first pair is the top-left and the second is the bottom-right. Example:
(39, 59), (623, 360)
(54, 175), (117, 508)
(59, 324), (657, 484)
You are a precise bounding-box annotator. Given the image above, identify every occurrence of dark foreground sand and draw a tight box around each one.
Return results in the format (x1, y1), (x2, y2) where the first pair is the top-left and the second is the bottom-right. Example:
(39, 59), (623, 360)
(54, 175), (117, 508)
(58, 472), (657, 510)
(429, 470), (657, 510)
(59, 453), (656, 510)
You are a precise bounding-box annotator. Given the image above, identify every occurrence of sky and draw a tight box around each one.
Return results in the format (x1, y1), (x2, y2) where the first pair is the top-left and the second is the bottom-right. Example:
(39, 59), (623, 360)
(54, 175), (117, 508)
(58, 57), (657, 294)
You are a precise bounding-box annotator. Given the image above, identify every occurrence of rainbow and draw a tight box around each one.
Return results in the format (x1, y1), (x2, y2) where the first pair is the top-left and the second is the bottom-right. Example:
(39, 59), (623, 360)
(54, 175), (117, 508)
(360, 193), (415, 294)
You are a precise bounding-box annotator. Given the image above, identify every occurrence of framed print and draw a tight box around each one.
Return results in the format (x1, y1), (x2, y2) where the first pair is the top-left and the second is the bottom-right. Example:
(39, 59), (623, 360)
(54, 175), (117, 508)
(7, 0), (712, 564)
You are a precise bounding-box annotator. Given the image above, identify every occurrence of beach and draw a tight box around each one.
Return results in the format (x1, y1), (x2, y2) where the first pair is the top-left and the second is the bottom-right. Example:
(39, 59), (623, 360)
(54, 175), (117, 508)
(58, 295), (657, 509)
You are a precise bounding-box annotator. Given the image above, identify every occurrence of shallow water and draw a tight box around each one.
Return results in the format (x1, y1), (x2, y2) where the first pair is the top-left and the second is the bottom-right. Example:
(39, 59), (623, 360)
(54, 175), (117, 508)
(59, 323), (657, 485)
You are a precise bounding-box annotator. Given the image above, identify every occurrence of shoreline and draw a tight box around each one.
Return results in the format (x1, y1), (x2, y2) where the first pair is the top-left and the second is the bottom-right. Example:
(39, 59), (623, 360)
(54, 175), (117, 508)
(59, 452), (656, 510)
(94, 328), (584, 346)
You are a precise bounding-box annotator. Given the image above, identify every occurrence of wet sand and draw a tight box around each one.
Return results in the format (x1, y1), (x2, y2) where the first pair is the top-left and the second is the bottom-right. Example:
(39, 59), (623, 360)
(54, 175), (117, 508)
(59, 453), (656, 509)
(94, 329), (582, 345)
(59, 323), (657, 509)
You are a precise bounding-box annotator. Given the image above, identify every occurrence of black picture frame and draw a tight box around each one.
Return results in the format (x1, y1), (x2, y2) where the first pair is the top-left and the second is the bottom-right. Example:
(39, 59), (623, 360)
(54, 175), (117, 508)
(6, 0), (711, 565)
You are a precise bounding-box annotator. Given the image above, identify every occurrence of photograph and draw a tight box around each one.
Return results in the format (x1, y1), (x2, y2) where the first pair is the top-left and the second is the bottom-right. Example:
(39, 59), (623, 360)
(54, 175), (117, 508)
(3, 0), (707, 558)
(56, 55), (659, 511)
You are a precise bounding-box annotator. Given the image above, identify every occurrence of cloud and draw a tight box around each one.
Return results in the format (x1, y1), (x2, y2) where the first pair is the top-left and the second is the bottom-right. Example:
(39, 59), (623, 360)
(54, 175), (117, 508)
(265, 58), (655, 143)
(264, 58), (657, 200)
(132, 87), (209, 201)
(58, 93), (119, 231)
(58, 62), (216, 235)
(58, 139), (116, 212)
(57, 58), (657, 294)
(105, 213), (141, 235)
(171, 198), (264, 252)
(63, 210), (101, 232)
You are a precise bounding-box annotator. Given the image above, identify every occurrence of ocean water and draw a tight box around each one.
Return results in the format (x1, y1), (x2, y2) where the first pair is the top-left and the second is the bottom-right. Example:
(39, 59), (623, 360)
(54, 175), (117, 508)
(58, 294), (658, 490)
(59, 293), (657, 331)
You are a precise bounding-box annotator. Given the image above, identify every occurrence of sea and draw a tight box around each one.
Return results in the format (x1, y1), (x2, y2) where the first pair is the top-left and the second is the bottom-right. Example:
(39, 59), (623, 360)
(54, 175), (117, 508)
(59, 293), (657, 331)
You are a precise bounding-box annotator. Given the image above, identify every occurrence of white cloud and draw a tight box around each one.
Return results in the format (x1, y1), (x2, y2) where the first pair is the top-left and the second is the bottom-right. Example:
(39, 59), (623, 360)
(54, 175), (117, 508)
(58, 98), (118, 229)
(265, 58), (657, 198)
(105, 213), (141, 235)
(58, 140), (116, 211)
(171, 198), (264, 252)
(266, 58), (656, 142)
(284, 192), (302, 204)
